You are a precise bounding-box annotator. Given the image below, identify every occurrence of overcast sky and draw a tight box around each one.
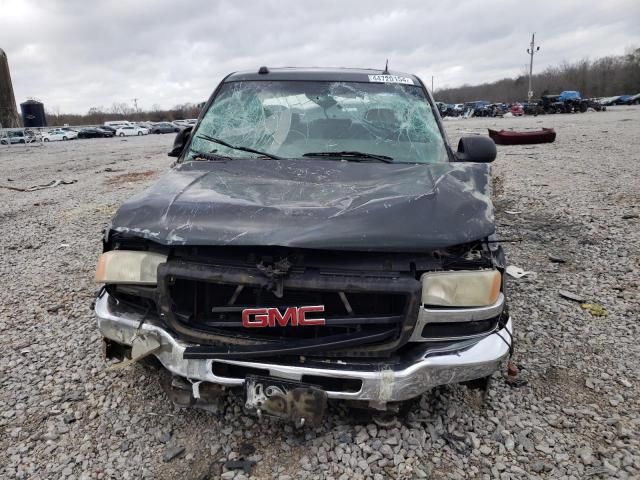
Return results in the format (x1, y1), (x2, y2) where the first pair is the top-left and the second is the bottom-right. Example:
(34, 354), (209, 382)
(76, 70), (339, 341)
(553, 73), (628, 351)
(2, 0), (639, 113)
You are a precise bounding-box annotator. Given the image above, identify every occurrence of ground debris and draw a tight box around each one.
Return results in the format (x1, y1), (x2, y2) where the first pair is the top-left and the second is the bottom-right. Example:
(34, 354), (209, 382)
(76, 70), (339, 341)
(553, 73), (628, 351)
(548, 253), (566, 263)
(163, 445), (186, 462)
(506, 265), (535, 278)
(581, 303), (608, 317)
(106, 170), (158, 185)
(224, 459), (256, 474)
(559, 290), (584, 302)
(0, 179), (77, 192)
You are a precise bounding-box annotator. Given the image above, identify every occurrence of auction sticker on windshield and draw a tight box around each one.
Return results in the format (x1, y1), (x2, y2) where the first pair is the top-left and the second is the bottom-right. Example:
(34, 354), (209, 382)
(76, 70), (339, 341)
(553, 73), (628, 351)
(368, 74), (414, 85)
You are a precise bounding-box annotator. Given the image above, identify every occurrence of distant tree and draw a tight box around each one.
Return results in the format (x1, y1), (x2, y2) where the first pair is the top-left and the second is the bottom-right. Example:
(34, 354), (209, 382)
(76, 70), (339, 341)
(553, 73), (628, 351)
(436, 48), (640, 102)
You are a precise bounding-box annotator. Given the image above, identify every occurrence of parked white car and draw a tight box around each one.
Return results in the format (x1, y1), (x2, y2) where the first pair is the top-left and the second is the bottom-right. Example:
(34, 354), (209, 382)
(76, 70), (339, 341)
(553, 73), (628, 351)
(115, 125), (149, 137)
(43, 129), (78, 142)
(104, 120), (132, 128)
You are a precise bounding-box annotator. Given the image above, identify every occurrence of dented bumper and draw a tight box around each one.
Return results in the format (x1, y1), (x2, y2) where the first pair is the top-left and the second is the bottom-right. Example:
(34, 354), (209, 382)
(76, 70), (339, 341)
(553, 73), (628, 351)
(96, 292), (512, 404)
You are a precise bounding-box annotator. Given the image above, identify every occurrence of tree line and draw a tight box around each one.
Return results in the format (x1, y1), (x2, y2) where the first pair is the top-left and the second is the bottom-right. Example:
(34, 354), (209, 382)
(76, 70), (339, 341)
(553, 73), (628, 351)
(45, 102), (204, 127)
(435, 47), (640, 103)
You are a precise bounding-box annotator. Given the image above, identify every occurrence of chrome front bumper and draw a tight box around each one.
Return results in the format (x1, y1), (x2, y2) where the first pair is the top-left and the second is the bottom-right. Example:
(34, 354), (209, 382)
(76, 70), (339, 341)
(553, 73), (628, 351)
(96, 293), (512, 403)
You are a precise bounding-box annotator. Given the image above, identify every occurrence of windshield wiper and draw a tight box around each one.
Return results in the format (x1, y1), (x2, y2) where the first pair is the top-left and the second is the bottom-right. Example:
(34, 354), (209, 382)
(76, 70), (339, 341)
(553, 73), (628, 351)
(191, 150), (232, 161)
(302, 151), (394, 163)
(197, 134), (282, 160)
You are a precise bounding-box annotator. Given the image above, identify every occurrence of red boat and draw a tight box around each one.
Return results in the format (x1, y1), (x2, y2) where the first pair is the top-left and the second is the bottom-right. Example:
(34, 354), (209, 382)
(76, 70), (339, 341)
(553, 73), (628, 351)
(488, 127), (556, 145)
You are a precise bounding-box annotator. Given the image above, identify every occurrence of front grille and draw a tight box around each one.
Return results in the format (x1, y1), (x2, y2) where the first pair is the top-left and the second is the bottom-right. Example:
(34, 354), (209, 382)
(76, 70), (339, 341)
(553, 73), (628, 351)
(170, 279), (406, 331)
(157, 261), (421, 359)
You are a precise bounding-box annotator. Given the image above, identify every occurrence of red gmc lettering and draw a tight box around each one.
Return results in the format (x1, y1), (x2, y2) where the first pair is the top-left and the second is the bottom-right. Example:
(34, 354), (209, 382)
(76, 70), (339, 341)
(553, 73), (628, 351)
(242, 306), (325, 327)
(298, 305), (326, 325)
(241, 308), (269, 327)
(268, 307), (298, 327)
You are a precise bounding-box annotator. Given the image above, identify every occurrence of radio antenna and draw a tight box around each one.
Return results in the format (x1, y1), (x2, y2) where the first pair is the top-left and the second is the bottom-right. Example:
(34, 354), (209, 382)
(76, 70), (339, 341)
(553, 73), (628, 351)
(382, 59), (389, 75)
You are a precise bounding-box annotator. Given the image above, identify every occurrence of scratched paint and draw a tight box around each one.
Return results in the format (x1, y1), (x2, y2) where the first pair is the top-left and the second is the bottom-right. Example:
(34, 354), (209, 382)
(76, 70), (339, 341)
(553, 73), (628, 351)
(107, 158), (494, 251)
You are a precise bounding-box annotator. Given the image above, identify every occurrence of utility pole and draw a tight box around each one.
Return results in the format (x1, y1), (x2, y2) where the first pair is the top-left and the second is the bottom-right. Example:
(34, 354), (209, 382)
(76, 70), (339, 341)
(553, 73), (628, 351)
(132, 98), (139, 112)
(526, 33), (540, 104)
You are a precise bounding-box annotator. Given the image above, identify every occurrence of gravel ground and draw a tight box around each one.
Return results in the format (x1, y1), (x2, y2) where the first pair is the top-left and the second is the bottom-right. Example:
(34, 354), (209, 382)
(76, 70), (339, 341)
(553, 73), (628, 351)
(1, 107), (638, 480)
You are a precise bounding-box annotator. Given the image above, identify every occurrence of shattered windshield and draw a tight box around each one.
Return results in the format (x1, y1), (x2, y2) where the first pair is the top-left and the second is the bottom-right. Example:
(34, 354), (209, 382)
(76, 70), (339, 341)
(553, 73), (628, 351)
(187, 80), (448, 164)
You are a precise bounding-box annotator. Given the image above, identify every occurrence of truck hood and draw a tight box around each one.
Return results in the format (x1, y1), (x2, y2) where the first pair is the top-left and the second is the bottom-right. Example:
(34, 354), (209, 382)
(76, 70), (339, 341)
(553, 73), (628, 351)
(109, 159), (494, 251)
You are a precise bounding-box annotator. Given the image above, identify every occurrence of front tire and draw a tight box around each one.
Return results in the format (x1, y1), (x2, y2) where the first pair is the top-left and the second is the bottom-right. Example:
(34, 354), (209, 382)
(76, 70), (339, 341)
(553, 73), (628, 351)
(44, 138), (50, 142)
(119, 133), (125, 137)
(62, 136), (68, 141)
(137, 131), (143, 136)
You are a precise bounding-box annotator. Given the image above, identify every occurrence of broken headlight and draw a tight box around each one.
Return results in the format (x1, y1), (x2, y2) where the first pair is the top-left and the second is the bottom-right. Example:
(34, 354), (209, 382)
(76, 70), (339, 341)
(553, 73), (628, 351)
(420, 270), (501, 307)
(95, 250), (167, 285)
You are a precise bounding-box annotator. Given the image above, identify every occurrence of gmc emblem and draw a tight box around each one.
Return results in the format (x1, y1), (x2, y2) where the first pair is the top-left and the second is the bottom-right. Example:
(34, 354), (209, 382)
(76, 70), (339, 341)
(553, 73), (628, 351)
(242, 305), (326, 328)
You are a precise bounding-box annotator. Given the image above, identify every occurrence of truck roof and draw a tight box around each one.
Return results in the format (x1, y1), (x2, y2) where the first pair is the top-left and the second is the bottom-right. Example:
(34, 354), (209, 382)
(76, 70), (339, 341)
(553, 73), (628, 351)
(225, 67), (422, 84)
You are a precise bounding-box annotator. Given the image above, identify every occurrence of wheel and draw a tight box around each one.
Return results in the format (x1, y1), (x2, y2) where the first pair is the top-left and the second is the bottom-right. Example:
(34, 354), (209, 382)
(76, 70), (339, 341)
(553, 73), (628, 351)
(1, 140), (7, 145)
(119, 133), (125, 137)
(43, 138), (50, 142)
(62, 136), (68, 141)
(137, 131), (143, 136)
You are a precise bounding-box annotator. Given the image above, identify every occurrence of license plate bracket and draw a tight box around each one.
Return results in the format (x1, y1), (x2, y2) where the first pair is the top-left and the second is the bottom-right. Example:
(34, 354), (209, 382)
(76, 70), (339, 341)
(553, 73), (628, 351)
(244, 375), (327, 427)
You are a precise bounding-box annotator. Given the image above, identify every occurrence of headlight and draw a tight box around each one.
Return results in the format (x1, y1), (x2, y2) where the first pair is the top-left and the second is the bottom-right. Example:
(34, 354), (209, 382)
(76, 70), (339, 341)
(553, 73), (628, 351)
(421, 270), (501, 307)
(95, 250), (167, 285)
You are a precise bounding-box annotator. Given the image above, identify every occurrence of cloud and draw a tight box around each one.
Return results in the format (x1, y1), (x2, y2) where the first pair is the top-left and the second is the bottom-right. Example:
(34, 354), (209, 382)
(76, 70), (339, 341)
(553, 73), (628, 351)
(2, 0), (638, 113)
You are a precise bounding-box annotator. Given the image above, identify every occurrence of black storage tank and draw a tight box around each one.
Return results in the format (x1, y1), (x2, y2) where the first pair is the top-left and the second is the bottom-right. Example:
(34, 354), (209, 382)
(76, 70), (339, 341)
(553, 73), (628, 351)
(20, 100), (47, 127)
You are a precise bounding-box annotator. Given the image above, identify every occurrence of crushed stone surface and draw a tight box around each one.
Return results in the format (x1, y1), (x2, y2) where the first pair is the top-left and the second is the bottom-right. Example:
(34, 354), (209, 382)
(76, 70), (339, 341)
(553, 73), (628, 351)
(1, 107), (638, 479)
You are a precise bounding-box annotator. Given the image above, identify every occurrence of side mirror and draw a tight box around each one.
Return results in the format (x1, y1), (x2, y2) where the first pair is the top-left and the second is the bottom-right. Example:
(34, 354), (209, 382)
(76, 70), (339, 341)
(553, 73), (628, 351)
(456, 136), (497, 163)
(168, 126), (192, 157)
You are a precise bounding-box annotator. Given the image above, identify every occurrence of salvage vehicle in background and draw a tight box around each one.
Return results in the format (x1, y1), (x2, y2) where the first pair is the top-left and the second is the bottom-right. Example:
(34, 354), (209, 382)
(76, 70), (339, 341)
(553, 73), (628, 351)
(104, 120), (132, 128)
(94, 67), (512, 427)
(510, 103), (524, 116)
(43, 128), (78, 141)
(116, 125), (148, 136)
(98, 125), (117, 135)
(463, 100), (490, 116)
(540, 91), (588, 114)
(612, 94), (636, 105)
(78, 127), (115, 139)
(151, 122), (180, 134)
(1, 129), (36, 144)
(584, 98), (606, 111)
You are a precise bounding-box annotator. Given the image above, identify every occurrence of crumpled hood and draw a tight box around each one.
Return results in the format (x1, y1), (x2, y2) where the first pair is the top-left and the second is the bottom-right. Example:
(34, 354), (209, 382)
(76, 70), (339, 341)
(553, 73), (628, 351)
(109, 159), (494, 251)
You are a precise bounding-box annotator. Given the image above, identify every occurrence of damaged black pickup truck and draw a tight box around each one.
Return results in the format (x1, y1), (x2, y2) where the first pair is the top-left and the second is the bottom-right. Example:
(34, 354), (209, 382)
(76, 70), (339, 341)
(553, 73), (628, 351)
(94, 67), (511, 426)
